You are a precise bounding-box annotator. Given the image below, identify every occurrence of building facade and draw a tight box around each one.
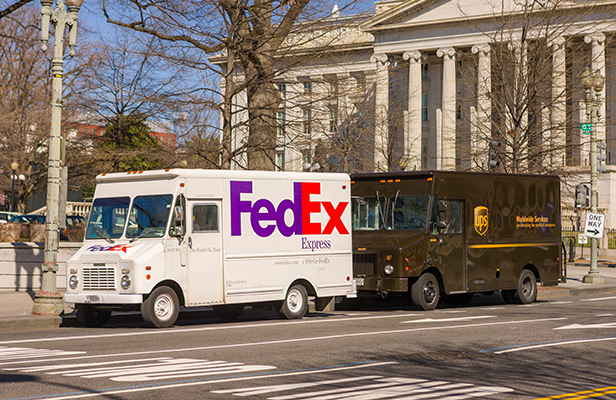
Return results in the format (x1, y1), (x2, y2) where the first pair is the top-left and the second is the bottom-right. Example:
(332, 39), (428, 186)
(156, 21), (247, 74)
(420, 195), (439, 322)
(224, 0), (616, 228)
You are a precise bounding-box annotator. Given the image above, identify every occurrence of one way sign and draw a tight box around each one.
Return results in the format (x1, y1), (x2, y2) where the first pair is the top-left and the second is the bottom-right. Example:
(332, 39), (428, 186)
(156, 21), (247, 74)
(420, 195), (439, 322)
(584, 212), (606, 239)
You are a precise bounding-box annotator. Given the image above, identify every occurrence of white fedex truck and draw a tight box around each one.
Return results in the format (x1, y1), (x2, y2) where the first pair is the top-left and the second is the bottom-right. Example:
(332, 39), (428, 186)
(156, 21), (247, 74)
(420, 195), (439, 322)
(65, 169), (356, 328)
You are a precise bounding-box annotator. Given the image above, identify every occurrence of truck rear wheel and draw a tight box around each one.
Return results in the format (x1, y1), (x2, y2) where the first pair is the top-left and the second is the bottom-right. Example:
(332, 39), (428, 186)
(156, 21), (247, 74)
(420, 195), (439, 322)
(277, 284), (308, 319)
(141, 286), (179, 328)
(213, 304), (244, 321)
(411, 273), (440, 310)
(512, 269), (537, 304)
(75, 304), (111, 327)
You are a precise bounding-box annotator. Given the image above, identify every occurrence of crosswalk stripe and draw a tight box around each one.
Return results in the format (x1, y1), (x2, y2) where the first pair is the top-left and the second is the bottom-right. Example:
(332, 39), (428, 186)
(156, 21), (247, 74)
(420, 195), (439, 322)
(0, 346), (85, 361)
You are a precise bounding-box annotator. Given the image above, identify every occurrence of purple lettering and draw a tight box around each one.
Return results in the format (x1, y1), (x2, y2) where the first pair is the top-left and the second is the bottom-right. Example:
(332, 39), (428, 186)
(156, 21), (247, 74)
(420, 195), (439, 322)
(231, 181), (253, 236)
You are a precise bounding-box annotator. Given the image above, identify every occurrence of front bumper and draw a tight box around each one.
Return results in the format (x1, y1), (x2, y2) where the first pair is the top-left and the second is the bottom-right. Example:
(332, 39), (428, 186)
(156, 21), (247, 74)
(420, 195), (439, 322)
(64, 293), (143, 304)
(356, 276), (409, 293)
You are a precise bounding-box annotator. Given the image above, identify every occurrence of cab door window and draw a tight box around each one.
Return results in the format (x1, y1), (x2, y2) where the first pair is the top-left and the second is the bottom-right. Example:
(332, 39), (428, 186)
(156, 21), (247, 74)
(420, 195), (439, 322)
(430, 198), (463, 235)
(192, 204), (219, 233)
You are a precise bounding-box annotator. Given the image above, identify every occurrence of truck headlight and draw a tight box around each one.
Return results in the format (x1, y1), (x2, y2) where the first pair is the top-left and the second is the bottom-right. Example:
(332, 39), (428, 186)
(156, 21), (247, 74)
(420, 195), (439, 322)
(69, 275), (79, 290)
(121, 275), (132, 290)
(384, 264), (394, 275)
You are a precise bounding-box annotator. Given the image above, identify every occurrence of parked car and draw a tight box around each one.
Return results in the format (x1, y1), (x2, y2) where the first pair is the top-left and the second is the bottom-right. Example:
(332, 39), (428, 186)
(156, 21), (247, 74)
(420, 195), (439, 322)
(8, 214), (43, 224)
(0, 211), (21, 224)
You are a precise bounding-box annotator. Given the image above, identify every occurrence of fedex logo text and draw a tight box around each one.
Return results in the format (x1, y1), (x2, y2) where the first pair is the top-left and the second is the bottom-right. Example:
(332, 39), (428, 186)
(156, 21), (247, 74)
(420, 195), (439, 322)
(230, 181), (349, 238)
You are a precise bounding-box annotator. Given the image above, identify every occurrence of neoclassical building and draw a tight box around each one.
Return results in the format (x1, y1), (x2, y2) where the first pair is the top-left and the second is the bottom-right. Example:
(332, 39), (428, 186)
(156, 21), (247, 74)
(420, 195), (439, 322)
(223, 0), (616, 228)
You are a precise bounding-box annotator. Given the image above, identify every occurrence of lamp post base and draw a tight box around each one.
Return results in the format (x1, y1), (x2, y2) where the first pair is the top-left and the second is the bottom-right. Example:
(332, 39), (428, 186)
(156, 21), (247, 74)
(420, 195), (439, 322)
(582, 272), (606, 285)
(32, 291), (64, 316)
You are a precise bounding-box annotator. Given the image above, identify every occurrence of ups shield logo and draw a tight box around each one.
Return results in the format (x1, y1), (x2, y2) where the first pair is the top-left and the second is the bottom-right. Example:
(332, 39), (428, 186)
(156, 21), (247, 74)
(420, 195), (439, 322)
(474, 206), (488, 236)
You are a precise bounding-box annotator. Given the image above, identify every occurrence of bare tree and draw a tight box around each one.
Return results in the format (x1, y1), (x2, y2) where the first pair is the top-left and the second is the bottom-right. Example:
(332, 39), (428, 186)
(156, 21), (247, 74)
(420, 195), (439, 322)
(98, 0), (362, 171)
(0, 0), (33, 20)
(457, 0), (616, 175)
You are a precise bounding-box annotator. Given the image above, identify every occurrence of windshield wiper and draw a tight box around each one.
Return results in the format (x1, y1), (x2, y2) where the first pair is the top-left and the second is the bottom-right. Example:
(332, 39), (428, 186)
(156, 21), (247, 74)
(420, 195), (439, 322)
(92, 225), (114, 244)
(129, 230), (150, 243)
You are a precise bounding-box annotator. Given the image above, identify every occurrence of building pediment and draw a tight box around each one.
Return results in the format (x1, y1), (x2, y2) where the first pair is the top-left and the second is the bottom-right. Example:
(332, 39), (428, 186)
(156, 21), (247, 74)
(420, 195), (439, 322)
(361, 0), (592, 33)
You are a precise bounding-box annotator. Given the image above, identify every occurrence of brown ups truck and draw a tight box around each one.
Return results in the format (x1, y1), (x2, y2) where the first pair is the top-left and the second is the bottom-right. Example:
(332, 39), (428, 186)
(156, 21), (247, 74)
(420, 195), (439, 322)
(351, 171), (564, 310)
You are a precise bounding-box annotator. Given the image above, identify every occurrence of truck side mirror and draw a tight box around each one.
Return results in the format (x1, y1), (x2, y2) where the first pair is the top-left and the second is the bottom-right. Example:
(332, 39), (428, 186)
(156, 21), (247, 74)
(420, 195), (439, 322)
(170, 226), (183, 237)
(174, 206), (184, 222)
(437, 220), (447, 234)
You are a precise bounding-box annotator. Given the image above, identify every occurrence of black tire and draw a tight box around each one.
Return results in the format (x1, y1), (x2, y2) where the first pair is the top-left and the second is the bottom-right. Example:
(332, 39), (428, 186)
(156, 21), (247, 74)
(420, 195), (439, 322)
(501, 289), (516, 304)
(441, 293), (474, 305)
(213, 304), (244, 321)
(277, 284), (308, 319)
(512, 269), (537, 304)
(141, 286), (179, 328)
(411, 273), (440, 310)
(75, 304), (111, 327)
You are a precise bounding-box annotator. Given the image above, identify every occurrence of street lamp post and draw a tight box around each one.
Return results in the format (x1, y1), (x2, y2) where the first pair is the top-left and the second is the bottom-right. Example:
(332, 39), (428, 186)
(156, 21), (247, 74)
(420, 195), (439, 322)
(32, 0), (84, 316)
(581, 67), (606, 285)
(10, 162), (17, 212)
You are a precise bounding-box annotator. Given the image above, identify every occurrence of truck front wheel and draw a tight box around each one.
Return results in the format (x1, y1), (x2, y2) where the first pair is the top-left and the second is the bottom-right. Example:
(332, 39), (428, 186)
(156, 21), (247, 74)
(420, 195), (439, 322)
(141, 286), (179, 328)
(512, 269), (537, 304)
(277, 285), (308, 319)
(75, 304), (111, 327)
(411, 273), (440, 310)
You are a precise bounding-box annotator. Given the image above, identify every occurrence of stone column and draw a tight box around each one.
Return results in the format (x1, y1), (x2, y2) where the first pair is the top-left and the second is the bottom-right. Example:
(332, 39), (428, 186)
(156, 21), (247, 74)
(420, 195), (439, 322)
(471, 43), (491, 168)
(371, 53), (390, 171)
(585, 33), (607, 142)
(549, 37), (567, 167)
(403, 50), (424, 171)
(437, 47), (457, 170)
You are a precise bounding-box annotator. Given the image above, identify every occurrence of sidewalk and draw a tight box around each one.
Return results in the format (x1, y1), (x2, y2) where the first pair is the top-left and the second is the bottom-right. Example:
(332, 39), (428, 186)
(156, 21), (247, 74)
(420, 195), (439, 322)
(1, 262), (616, 332)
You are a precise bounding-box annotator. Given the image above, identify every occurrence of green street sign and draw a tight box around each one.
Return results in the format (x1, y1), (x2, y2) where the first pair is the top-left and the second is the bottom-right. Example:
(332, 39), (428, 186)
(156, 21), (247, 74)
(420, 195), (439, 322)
(581, 123), (592, 134)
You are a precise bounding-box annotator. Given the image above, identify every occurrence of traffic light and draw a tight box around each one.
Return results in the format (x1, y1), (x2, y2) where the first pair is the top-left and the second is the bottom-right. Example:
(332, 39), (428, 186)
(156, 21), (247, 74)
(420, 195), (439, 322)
(575, 184), (589, 208)
(488, 141), (500, 170)
(597, 140), (607, 173)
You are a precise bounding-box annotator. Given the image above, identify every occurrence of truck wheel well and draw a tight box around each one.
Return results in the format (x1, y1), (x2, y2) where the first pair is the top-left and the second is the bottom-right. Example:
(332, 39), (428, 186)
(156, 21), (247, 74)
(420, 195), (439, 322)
(523, 264), (540, 283)
(289, 279), (316, 297)
(149, 280), (185, 306)
(411, 267), (444, 293)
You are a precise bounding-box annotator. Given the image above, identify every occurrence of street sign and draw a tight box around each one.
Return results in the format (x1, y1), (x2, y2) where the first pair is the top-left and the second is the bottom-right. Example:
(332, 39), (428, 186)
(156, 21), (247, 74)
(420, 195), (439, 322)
(584, 212), (605, 239)
(578, 233), (588, 244)
(580, 123), (592, 135)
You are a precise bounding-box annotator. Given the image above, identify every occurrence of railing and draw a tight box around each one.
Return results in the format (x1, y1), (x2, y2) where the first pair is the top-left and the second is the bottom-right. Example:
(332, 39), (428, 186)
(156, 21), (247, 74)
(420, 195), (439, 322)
(30, 201), (92, 217)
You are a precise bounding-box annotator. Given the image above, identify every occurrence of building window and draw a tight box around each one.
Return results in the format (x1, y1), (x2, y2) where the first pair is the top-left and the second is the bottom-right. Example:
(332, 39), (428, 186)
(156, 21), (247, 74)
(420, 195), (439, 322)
(303, 107), (311, 136)
(329, 105), (338, 133)
(456, 91), (462, 120)
(276, 150), (285, 171)
(421, 138), (428, 169)
(421, 63), (429, 80)
(277, 111), (286, 138)
(303, 81), (312, 94)
(277, 83), (286, 100)
(302, 148), (311, 171)
(456, 60), (462, 79)
(421, 93), (428, 122)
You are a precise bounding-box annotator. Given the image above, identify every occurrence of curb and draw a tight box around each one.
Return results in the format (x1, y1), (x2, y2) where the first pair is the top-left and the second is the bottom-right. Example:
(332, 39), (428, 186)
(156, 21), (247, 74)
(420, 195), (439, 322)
(0, 315), (62, 332)
(537, 285), (616, 299)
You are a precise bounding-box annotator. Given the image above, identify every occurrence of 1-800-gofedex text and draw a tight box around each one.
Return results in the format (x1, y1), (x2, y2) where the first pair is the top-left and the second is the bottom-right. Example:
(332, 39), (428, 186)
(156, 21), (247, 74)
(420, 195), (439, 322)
(230, 181), (349, 238)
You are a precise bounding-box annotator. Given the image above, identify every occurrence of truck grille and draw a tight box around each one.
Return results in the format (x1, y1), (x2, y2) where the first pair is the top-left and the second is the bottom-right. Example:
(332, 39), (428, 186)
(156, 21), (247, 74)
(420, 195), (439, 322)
(82, 266), (116, 290)
(353, 253), (377, 276)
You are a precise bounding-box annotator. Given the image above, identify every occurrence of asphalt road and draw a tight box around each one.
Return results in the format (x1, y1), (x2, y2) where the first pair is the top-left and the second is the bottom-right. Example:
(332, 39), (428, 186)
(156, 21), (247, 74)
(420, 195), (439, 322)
(2, 293), (616, 400)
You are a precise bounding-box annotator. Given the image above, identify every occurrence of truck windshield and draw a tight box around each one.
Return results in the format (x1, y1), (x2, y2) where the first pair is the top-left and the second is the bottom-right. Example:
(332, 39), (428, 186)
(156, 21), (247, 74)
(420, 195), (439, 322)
(85, 197), (130, 240)
(352, 196), (386, 231)
(126, 194), (173, 239)
(386, 195), (430, 230)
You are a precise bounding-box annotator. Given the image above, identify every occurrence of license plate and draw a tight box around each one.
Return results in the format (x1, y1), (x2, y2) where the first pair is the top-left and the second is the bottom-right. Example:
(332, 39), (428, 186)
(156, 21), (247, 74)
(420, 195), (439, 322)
(356, 277), (365, 286)
(85, 295), (100, 303)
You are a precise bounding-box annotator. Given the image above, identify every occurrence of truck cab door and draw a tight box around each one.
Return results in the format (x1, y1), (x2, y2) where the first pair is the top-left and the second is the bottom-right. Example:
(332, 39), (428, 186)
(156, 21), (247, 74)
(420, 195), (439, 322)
(186, 201), (224, 306)
(429, 198), (466, 293)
